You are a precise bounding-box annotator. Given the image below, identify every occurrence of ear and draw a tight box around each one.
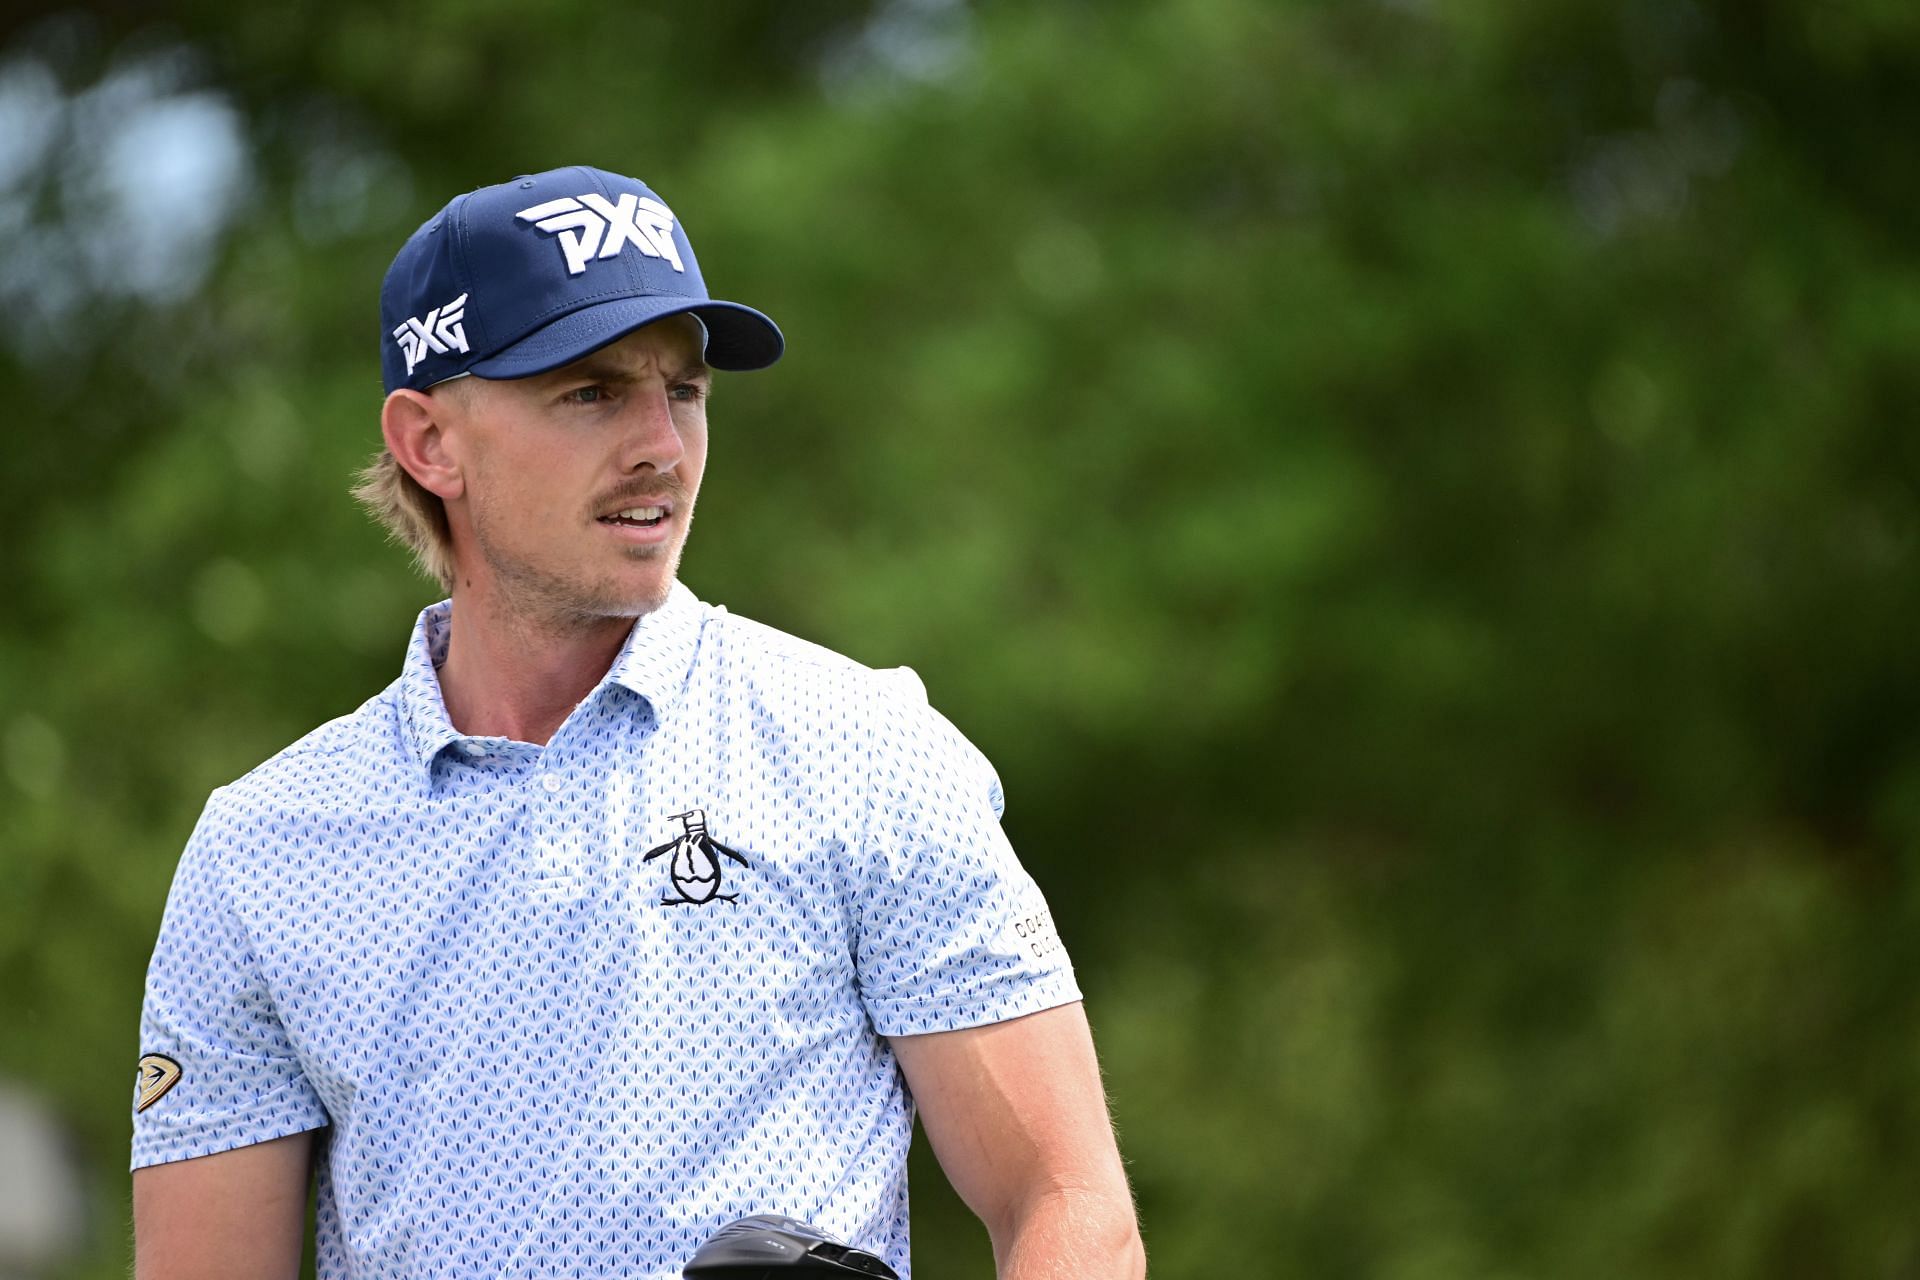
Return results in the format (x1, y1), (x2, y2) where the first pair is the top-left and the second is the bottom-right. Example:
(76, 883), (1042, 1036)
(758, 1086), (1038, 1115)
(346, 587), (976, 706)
(381, 387), (466, 501)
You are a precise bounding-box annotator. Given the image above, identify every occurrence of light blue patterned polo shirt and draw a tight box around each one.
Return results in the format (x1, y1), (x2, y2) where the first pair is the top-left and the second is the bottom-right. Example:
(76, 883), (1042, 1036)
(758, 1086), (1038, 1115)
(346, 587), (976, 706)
(132, 583), (1078, 1278)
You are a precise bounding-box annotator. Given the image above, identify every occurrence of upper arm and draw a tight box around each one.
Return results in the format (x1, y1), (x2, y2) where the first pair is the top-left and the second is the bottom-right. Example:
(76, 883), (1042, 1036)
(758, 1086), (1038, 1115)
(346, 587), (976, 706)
(854, 683), (1081, 1036)
(134, 797), (328, 1167)
(133, 1130), (315, 1280)
(889, 1002), (1135, 1243)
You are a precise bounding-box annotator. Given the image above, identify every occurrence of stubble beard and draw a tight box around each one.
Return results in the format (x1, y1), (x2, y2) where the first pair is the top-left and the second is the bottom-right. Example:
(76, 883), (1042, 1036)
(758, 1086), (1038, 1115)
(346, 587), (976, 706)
(471, 497), (695, 635)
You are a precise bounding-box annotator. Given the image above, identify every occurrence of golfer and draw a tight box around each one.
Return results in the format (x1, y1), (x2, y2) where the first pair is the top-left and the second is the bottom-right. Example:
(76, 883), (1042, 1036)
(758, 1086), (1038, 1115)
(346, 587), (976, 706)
(129, 165), (1144, 1280)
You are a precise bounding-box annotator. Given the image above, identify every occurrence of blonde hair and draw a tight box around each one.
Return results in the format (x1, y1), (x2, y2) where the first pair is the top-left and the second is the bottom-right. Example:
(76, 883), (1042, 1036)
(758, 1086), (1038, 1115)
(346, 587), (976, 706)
(352, 449), (455, 592)
(353, 380), (475, 593)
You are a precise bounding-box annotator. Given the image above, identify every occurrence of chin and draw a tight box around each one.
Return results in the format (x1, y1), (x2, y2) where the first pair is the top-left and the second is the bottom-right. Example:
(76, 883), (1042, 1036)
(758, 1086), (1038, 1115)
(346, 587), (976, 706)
(629, 578), (676, 614)
(608, 557), (680, 614)
(471, 531), (683, 625)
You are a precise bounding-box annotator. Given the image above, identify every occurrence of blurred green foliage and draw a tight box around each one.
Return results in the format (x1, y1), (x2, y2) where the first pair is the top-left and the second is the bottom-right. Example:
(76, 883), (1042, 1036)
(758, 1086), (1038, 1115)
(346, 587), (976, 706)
(3, 0), (1918, 1276)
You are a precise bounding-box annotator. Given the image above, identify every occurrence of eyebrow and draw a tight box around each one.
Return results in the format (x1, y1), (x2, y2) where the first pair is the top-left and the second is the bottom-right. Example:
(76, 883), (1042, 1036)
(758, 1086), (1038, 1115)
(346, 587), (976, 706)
(549, 356), (712, 386)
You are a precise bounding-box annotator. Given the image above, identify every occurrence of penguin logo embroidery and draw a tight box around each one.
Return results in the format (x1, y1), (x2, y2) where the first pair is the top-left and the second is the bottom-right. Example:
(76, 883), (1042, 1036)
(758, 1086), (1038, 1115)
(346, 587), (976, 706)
(645, 808), (749, 906)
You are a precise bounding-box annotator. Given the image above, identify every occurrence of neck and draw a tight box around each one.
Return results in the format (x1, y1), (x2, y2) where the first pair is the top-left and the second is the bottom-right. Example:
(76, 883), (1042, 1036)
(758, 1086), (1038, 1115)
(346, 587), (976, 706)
(435, 582), (649, 746)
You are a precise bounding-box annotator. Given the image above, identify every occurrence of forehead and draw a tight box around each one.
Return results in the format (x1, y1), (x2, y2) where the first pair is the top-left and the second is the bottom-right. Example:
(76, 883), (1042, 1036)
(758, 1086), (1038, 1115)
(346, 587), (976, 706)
(534, 313), (708, 383)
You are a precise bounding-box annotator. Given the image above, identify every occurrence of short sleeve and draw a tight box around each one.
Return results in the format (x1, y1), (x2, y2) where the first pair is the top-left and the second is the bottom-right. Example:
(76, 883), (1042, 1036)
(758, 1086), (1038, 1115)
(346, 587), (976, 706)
(852, 669), (1081, 1036)
(131, 791), (329, 1169)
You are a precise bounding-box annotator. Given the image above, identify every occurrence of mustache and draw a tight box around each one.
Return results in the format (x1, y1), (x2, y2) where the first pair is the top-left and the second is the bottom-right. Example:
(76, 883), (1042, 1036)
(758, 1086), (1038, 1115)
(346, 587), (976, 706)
(594, 475), (691, 511)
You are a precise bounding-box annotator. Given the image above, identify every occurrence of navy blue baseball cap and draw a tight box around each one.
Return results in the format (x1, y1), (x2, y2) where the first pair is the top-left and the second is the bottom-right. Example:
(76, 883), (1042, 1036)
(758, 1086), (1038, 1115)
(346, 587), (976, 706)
(380, 165), (783, 393)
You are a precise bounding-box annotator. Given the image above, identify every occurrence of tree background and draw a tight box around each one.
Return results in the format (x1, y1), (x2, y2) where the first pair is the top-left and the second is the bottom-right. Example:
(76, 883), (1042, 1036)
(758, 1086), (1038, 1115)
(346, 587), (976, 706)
(2, 0), (1917, 1276)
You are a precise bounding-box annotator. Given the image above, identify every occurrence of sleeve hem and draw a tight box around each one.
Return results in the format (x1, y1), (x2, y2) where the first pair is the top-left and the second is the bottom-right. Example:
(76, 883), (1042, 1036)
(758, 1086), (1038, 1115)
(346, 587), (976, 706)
(867, 970), (1082, 1037)
(130, 1113), (330, 1172)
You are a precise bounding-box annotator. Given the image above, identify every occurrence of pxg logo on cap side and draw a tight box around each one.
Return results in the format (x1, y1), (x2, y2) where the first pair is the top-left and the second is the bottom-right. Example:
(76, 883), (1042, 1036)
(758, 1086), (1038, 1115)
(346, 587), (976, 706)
(392, 292), (471, 376)
(516, 192), (684, 276)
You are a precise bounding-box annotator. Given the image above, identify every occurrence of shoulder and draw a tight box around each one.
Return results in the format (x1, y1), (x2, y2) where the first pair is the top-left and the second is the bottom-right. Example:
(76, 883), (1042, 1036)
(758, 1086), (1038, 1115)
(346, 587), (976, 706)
(202, 680), (408, 825)
(704, 605), (931, 713)
(703, 604), (1000, 807)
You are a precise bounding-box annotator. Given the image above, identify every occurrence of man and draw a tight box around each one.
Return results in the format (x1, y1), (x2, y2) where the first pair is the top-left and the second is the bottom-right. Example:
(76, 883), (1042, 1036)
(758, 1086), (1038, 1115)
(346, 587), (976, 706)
(130, 165), (1144, 1280)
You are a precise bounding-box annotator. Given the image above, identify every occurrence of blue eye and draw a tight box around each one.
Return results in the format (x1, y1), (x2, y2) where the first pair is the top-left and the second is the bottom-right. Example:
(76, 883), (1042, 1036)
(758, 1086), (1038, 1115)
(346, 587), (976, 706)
(567, 386), (606, 404)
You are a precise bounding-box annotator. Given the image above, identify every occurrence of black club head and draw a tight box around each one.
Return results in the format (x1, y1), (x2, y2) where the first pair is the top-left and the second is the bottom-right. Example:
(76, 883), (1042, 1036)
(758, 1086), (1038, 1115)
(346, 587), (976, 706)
(683, 1215), (899, 1279)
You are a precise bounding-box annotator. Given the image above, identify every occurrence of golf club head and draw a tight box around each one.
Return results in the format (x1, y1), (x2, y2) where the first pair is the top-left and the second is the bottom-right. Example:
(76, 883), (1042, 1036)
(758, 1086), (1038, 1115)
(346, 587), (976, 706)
(683, 1214), (899, 1279)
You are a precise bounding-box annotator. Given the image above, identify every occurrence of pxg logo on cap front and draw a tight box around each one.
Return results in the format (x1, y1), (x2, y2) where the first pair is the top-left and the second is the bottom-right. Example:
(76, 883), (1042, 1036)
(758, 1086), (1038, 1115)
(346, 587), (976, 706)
(516, 192), (684, 276)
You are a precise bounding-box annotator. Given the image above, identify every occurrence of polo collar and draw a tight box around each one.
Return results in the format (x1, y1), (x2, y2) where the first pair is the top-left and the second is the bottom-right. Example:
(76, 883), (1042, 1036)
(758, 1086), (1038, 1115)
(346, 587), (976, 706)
(397, 581), (709, 777)
(605, 580), (708, 714)
(398, 600), (460, 775)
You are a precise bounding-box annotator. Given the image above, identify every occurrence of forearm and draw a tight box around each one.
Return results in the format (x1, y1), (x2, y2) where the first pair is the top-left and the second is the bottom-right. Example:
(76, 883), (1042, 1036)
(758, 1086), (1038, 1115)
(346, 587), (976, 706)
(992, 1184), (1146, 1280)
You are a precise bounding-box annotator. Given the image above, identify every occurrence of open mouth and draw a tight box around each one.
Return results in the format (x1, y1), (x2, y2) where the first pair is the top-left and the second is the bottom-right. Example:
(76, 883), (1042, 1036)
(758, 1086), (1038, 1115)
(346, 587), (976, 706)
(598, 504), (671, 529)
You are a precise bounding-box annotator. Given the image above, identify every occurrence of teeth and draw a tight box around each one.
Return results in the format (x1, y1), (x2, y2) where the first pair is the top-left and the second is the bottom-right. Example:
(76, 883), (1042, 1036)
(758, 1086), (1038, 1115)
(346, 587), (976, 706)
(612, 506), (666, 522)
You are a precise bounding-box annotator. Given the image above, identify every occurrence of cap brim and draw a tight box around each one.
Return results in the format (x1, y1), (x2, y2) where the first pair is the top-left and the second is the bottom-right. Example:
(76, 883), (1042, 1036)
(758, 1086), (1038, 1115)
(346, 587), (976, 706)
(470, 295), (784, 378)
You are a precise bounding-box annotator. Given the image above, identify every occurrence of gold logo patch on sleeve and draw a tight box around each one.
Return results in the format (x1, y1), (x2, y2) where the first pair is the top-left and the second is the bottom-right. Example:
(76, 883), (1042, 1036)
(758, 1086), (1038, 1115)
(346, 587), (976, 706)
(135, 1054), (182, 1113)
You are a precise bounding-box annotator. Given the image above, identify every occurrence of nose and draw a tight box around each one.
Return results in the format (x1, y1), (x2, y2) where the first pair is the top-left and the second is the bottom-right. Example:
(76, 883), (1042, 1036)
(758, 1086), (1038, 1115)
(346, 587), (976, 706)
(619, 381), (685, 475)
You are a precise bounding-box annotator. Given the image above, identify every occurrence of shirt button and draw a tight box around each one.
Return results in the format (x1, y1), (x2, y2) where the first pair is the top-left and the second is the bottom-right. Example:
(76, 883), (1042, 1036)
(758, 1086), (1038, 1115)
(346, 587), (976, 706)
(541, 774), (563, 794)
(459, 742), (485, 757)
